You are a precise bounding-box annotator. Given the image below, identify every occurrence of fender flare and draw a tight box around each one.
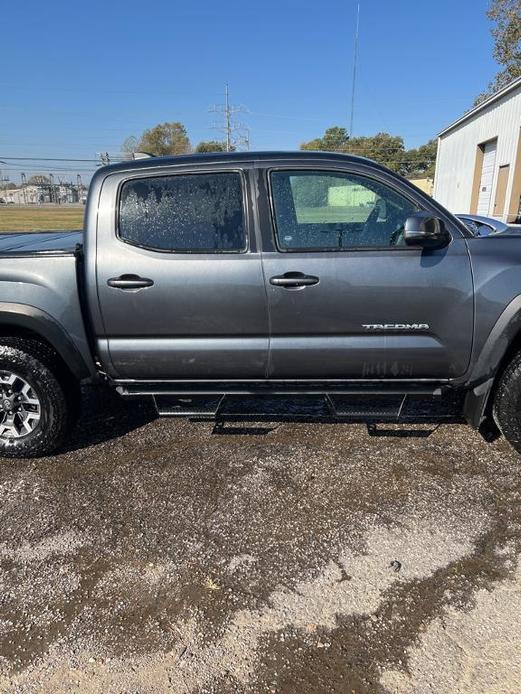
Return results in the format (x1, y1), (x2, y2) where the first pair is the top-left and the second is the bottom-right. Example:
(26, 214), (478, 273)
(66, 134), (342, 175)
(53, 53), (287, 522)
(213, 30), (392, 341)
(470, 294), (521, 385)
(0, 302), (93, 381)
(464, 294), (521, 430)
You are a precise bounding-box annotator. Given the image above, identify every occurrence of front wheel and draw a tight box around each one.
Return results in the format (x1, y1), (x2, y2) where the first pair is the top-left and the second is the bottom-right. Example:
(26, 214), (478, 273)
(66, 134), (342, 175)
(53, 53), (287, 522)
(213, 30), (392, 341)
(493, 351), (521, 454)
(0, 340), (71, 458)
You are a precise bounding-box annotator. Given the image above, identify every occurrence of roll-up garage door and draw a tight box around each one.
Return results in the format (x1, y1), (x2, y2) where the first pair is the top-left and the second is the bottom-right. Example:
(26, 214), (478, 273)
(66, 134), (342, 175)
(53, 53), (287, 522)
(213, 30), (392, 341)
(477, 140), (497, 215)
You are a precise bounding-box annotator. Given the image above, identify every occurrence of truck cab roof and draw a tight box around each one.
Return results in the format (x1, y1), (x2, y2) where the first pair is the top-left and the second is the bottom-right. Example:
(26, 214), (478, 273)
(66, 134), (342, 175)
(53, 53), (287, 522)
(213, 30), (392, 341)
(93, 150), (377, 178)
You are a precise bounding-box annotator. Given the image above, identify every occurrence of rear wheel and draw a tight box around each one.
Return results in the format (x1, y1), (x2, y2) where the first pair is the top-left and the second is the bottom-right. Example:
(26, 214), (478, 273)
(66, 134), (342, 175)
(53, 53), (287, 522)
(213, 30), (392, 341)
(493, 351), (521, 454)
(0, 340), (72, 458)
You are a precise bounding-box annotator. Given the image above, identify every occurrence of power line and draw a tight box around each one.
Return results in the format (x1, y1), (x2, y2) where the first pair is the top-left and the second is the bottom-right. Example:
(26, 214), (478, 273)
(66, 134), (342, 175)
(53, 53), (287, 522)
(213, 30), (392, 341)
(248, 111), (326, 123)
(0, 140), (434, 161)
(0, 156), (103, 162)
(0, 147), (432, 159)
(0, 152), (434, 163)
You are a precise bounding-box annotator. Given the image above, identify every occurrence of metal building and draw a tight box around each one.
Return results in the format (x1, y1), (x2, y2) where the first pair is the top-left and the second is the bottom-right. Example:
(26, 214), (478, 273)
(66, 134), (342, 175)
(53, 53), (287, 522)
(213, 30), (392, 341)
(434, 76), (521, 223)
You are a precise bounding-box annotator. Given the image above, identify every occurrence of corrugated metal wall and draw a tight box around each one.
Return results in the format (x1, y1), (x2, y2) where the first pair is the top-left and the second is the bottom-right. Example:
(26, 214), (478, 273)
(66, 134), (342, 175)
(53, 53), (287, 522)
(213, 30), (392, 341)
(434, 86), (521, 221)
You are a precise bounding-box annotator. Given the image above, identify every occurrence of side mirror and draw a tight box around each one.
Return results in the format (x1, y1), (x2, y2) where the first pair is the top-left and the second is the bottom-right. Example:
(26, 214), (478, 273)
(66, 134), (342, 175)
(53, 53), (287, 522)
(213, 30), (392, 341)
(404, 213), (451, 248)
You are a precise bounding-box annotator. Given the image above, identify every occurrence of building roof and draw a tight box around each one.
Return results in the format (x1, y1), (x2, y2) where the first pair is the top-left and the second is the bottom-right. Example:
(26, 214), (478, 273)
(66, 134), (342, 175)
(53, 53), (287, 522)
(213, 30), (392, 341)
(438, 75), (521, 138)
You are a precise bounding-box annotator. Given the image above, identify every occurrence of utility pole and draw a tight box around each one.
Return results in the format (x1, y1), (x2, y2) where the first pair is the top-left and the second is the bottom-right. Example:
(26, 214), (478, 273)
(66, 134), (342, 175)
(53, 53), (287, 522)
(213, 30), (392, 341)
(21, 173), (27, 205)
(225, 83), (231, 152)
(77, 174), (83, 203)
(57, 176), (64, 205)
(349, 1), (360, 137)
(210, 83), (250, 151)
(0, 166), (9, 202)
(49, 174), (55, 204)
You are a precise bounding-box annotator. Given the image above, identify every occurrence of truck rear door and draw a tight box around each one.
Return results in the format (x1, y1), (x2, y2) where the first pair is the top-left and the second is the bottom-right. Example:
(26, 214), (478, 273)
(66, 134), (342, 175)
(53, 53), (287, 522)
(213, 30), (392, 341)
(93, 164), (268, 380)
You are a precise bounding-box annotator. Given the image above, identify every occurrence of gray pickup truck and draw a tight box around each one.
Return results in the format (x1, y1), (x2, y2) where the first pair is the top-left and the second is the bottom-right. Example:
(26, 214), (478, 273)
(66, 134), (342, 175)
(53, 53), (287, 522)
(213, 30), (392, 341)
(1, 150), (521, 458)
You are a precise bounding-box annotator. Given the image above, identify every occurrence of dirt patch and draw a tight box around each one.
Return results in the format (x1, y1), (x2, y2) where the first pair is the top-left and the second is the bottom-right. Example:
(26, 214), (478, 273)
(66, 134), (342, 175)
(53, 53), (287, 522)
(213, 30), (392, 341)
(380, 563), (521, 693)
(0, 390), (520, 692)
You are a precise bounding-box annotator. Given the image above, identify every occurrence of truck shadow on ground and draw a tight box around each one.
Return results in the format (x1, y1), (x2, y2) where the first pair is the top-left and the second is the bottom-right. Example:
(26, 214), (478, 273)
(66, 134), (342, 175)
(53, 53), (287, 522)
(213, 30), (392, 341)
(366, 423), (442, 438)
(59, 386), (158, 454)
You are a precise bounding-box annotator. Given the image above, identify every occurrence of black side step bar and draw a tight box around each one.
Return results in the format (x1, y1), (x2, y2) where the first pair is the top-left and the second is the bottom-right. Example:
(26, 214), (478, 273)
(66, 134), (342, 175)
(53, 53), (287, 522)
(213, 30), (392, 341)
(146, 392), (462, 423)
(115, 382), (462, 423)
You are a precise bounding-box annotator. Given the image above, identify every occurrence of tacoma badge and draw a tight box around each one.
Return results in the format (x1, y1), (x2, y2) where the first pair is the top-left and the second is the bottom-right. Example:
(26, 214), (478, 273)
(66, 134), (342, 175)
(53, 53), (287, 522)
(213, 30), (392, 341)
(362, 323), (430, 330)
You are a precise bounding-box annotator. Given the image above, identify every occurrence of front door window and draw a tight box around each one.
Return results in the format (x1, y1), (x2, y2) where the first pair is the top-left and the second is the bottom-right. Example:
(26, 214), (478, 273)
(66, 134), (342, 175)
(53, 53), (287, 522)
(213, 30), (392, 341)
(270, 170), (417, 250)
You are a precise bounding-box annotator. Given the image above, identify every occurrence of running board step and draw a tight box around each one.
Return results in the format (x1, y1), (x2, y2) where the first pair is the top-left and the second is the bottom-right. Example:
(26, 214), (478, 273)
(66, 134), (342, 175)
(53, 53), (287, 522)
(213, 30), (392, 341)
(327, 394), (404, 417)
(155, 395), (225, 416)
(152, 393), (462, 421)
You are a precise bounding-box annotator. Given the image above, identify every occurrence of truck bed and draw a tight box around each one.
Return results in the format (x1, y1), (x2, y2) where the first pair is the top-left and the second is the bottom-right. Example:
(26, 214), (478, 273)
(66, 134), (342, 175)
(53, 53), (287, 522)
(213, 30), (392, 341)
(0, 235), (95, 380)
(0, 230), (83, 255)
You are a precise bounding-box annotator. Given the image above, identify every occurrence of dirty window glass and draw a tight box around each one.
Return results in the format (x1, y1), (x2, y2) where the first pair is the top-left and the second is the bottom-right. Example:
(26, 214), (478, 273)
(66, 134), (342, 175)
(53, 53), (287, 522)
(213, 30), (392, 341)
(119, 172), (246, 252)
(270, 170), (417, 250)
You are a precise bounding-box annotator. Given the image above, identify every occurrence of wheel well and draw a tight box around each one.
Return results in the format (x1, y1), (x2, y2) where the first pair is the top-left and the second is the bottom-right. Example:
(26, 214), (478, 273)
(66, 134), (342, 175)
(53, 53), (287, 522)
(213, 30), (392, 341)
(0, 326), (80, 396)
(476, 329), (521, 431)
(495, 331), (521, 385)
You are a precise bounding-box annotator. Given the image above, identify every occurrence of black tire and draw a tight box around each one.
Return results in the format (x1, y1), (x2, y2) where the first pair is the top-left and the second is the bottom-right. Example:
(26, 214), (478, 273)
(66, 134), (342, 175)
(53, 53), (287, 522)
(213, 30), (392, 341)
(0, 339), (73, 458)
(493, 350), (521, 454)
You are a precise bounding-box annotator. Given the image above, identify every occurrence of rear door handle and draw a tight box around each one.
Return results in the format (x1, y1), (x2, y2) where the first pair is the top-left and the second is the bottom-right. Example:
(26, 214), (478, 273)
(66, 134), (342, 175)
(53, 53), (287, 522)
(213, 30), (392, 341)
(270, 272), (319, 288)
(107, 274), (154, 289)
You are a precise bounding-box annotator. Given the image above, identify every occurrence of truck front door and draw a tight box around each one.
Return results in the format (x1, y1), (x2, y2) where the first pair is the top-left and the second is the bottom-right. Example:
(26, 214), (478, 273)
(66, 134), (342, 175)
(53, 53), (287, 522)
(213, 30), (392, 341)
(94, 165), (268, 380)
(258, 166), (474, 380)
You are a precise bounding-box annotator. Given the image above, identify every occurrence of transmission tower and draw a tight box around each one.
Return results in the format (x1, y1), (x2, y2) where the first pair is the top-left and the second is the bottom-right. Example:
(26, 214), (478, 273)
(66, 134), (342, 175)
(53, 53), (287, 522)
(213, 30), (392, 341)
(210, 84), (250, 151)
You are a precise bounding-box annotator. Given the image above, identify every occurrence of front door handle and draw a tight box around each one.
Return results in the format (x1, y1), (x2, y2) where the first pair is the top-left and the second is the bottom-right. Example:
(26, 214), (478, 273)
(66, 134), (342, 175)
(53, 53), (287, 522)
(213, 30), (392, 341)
(107, 274), (154, 290)
(270, 272), (319, 288)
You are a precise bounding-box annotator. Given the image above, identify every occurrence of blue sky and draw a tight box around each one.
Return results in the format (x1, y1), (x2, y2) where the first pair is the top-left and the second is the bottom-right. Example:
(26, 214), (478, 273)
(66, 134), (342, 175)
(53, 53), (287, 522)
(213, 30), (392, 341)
(1, 0), (498, 181)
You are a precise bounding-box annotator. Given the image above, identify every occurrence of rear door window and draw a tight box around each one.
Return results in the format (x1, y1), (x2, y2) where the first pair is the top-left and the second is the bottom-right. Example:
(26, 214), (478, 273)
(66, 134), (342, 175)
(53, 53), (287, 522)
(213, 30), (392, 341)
(119, 172), (246, 252)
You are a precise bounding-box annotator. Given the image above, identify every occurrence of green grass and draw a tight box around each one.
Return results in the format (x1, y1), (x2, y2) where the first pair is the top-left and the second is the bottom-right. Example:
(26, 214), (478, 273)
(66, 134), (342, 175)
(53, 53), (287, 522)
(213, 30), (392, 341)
(296, 206), (371, 224)
(0, 204), (372, 233)
(0, 205), (84, 232)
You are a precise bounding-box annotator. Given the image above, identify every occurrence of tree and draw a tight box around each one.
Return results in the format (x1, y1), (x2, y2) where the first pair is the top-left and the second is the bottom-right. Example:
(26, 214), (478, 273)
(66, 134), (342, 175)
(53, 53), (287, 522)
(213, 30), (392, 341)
(300, 127), (436, 178)
(300, 126), (350, 152)
(347, 133), (405, 173)
(475, 0), (521, 104)
(27, 175), (50, 185)
(300, 129), (406, 173)
(138, 122), (191, 156)
(399, 140), (437, 179)
(195, 140), (228, 153)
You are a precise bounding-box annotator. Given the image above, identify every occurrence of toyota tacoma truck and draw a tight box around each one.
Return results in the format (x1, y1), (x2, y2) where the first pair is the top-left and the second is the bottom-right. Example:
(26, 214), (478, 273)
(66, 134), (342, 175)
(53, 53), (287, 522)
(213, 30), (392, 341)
(1, 150), (521, 458)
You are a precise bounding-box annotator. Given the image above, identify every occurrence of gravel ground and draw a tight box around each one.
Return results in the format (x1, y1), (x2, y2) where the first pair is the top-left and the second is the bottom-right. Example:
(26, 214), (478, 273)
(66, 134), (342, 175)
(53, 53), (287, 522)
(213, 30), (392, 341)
(0, 387), (520, 693)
